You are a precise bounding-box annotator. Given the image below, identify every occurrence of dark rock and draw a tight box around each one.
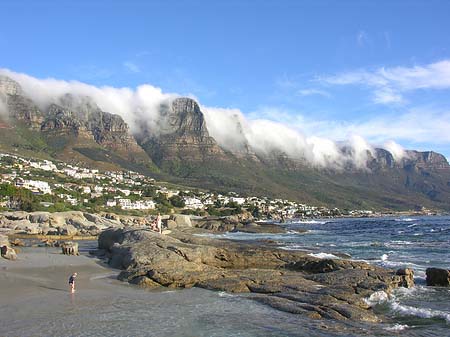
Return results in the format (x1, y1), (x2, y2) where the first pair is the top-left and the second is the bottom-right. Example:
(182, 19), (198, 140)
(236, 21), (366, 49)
(426, 268), (450, 286)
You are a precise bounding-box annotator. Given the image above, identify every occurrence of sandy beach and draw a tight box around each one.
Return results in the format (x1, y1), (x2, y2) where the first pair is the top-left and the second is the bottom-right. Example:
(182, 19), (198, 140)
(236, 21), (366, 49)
(0, 245), (342, 337)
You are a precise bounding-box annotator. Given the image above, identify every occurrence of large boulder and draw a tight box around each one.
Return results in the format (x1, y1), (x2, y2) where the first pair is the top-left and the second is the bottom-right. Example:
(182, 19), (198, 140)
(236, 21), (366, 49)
(12, 219), (41, 234)
(164, 219), (178, 229)
(170, 214), (192, 228)
(59, 224), (78, 236)
(61, 241), (79, 255)
(3, 211), (29, 221)
(395, 268), (415, 288)
(0, 234), (17, 260)
(84, 213), (122, 229)
(28, 212), (50, 224)
(426, 268), (450, 286)
(1, 245), (17, 260)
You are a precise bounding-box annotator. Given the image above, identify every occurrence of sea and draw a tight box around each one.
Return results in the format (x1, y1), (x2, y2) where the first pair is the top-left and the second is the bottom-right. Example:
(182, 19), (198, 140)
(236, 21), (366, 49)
(197, 215), (450, 336)
(1, 216), (448, 337)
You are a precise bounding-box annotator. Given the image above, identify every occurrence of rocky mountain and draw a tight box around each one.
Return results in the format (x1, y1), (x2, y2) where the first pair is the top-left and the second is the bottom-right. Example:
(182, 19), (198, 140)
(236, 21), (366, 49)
(0, 76), (153, 172)
(1, 74), (449, 210)
(138, 98), (226, 165)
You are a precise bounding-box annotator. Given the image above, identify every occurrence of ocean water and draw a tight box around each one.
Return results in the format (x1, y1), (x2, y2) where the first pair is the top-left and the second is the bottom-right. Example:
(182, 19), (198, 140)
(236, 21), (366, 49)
(199, 216), (450, 336)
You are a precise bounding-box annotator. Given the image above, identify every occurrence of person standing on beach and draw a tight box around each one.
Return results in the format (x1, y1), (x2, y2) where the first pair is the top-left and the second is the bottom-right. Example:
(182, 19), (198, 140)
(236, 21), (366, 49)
(68, 272), (77, 293)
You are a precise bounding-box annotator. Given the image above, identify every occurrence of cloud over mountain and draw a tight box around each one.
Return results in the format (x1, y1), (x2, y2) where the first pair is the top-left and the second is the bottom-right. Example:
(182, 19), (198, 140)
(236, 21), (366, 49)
(0, 68), (409, 168)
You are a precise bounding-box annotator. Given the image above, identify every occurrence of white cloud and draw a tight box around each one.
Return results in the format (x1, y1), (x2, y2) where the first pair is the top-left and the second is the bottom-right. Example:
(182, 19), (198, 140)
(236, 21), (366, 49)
(383, 140), (406, 161)
(321, 59), (450, 105)
(372, 87), (404, 104)
(0, 68), (176, 135)
(123, 61), (141, 73)
(357, 30), (369, 47)
(298, 88), (331, 98)
(1, 68), (446, 169)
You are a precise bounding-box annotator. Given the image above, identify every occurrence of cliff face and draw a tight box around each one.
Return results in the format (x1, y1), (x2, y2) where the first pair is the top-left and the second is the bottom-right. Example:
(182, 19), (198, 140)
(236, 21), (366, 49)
(139, 97), (227, 164)
(0, 76), (150, 166)
(0, 75), (44, 127)
(41, 94), (144, 154)
(403, 150), (449, 170)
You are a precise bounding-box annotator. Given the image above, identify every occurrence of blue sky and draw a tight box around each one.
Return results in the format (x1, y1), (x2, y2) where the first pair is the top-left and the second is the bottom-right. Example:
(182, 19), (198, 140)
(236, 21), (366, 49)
(1, 0), (450, 158)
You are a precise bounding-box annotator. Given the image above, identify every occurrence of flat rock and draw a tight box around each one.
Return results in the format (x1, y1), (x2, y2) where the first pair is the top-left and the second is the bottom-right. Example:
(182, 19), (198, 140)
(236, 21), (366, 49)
(98, 227), (413, 324)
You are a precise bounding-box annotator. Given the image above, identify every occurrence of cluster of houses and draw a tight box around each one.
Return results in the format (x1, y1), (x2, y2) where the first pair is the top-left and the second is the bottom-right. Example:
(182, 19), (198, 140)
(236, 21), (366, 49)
(0, 152), (378, 218)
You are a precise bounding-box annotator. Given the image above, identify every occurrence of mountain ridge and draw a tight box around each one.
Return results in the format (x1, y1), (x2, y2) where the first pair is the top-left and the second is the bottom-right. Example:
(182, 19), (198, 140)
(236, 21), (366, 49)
(1, 74), (449, 211)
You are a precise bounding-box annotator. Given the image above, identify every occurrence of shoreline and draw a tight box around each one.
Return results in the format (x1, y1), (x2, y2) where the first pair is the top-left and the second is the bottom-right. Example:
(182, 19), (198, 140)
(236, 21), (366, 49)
(0, 246), (377, 336)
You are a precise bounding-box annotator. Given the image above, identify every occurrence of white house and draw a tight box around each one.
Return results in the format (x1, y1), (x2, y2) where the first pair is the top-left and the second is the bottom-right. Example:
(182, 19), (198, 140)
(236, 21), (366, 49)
(106, 199), (117, 207)
(183, 197), (204, 210)
(16, 179), (52, 194)
(229, 197), (246, 205)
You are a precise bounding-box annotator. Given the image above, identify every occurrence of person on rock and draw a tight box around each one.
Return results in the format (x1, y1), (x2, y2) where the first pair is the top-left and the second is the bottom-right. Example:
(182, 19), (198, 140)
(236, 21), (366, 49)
(155, 213), (162, 234)
(68, 272), (77, 293)
(149, 213), (162, 233)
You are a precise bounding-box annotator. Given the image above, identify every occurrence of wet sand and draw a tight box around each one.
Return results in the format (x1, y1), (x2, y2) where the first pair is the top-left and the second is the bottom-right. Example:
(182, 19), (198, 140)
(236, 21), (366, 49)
(0, 247), (402, 337)
(0, 247), (344, 337)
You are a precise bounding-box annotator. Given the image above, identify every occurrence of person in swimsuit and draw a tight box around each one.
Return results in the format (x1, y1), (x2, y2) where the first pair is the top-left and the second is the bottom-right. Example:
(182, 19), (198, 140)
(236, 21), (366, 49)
(69, 272), (77, 293)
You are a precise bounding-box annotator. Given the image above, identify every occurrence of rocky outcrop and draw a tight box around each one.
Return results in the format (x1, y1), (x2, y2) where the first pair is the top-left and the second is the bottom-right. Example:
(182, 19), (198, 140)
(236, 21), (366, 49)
(61, 241), (79, 255)
(426, 268), (450, 286)
(404, 151), (450, 170)
(0, 211), (124, 236)
(98, 228), (414, 323)
(41, 94), (148, 158)
(194, 218), (287, 234)
(0, 233), (17, 260)
(138, 98), (227, 164)
(0, 76), (150, 165)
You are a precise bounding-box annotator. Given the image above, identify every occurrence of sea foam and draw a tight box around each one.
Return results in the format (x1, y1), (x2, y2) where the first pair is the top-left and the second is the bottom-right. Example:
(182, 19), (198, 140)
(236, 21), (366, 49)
(390, 302), (450, 323)
(308, 252), (340, 259)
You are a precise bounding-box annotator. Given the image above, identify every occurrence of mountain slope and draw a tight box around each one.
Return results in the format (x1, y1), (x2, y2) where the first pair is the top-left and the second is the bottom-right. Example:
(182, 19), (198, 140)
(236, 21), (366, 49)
(134, 97), (450, 211)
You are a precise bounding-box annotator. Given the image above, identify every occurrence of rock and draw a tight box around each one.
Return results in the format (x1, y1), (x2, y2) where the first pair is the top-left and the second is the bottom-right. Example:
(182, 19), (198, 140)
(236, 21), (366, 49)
(40, 239), (57, 247)
(3, 211), (29, 221)
(84, 213), (121, 229)
(61, 241), (79, 255)
(0, 234), (9, 247)
(171, 214), (192, 227)
(59, 224), (77, 236)
(99, 228), (412, 323)
(196, 220), (235, 232)
(395, 268), (415, 288)
(28, 212), (50, 223)
(10, 238), (25, 247)
(164, 219), (178, 229)
(0, 234), (17, 260)
(426, 268), (450, 286)
(129, 276), (162, 287)
(1, 245), (17, 260)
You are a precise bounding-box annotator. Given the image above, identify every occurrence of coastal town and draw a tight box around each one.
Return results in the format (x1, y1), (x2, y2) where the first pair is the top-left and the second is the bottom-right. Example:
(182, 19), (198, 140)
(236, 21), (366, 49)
(0, 152), (382, 220)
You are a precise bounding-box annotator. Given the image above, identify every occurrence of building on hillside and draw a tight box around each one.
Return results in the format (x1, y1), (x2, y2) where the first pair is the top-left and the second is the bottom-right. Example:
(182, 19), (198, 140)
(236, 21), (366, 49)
(29, 160), (57, 171)
(106, 199), (117, 207)
(15, 179), (52, 194)
(183, 197), (204, 210)
(229, 197), (246, 205)
(118, 198), (155, 210)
